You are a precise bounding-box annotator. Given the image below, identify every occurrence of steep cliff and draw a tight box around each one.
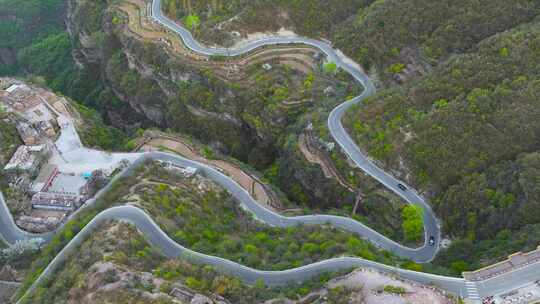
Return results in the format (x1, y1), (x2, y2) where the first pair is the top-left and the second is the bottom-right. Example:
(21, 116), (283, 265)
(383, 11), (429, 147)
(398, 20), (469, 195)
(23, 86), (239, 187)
(63, 0), (368, 212)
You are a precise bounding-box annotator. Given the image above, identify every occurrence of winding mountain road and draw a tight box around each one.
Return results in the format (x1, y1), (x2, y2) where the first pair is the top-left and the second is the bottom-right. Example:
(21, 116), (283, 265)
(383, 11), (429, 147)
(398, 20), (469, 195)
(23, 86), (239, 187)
(6, 0), (540, 302)
(150, 0), (440, 261)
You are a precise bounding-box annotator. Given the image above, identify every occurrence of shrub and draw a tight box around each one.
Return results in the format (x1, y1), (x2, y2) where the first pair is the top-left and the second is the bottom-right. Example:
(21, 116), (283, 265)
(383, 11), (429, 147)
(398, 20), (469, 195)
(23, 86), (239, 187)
(383, 285), (407, 295)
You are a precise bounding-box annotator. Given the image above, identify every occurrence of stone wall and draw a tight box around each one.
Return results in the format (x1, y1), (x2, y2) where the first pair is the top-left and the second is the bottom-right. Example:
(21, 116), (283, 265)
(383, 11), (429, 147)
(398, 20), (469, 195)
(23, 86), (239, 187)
(463, 245), (540, 281)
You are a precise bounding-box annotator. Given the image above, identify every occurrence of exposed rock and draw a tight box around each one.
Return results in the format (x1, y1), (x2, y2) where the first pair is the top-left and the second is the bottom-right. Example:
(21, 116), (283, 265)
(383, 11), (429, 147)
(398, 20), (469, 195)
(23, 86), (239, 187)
(76, 261), (230, 304)
(190, 294), (213, 304)
(16, 215), (63, 233)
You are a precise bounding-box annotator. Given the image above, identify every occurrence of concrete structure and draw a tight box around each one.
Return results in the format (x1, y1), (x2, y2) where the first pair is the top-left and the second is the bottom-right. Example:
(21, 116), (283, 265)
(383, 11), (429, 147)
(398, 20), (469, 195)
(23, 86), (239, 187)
(30, 172), (89, 211)
(3, 145), (46, 175)
(161, 161), (198, 177)
(30, 167), (107, 212)
(21, 102), (55, 124)
(463, 246), (540, 281)
(31, 192), (80, 211)
(16, 123), (40, 145)
(1, 82), (58, 138)
(35, 120), (56, 138)
(31, 164), (59, 193)
(2, 84), (41, 112)
(45, 172), (88, 197)
(5, 84), (28, 94)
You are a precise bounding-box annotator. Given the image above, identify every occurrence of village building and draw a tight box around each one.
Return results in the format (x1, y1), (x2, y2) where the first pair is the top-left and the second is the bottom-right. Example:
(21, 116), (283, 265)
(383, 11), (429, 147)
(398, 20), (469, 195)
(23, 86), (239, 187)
(1, 82), (58, 140)
(16, 122), (41, 145)
(30, 171), (87, 211)
(160, 161), (198, 177)
(35, 120), (56, 138)
(31, 192), (81, 211)
(3, 145), (49, 183)
(30, 164), (59, 194)
(30, 166), (108, 211)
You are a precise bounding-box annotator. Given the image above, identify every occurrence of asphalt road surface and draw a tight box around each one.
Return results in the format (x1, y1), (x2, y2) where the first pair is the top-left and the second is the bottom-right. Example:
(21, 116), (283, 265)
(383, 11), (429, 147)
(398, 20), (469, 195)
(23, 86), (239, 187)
(4, 1), (540, 302)
(150, 0), (440, 262)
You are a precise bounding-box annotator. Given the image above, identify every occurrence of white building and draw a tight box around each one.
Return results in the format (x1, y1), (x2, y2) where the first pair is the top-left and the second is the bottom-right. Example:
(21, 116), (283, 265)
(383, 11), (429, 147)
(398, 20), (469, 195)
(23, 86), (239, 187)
(161, 161), (198, 177)
(4, 145), (45, 172)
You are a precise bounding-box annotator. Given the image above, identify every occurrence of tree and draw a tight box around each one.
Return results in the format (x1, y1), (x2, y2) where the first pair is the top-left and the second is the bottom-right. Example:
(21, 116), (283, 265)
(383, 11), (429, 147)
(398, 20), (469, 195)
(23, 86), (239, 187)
(185, 15), (200, 30)
(323, 62), (338, 74)
(402, 205), (424, 242)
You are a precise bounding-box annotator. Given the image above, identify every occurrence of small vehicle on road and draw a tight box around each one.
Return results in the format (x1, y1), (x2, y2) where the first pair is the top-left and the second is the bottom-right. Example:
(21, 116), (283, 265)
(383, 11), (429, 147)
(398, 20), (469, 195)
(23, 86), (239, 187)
(428, 236), (435, 246)
(397, 183), (407, 191)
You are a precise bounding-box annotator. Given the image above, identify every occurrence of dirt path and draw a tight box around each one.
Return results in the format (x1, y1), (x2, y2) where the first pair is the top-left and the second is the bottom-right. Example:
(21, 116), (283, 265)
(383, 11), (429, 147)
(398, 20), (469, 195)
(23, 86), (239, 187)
(138, 132), (280, 211)
(116, 0), (318, 82)
(298, 133), (355, 192)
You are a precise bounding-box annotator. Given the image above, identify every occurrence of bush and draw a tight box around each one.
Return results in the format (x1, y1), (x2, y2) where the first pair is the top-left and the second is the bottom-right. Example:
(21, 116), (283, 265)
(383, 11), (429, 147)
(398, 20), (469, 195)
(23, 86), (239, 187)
(185, 14), (201, 29)
(323, 62), (338, 74)
(401, 205), (424, 242)
(383, 285), (407, 295)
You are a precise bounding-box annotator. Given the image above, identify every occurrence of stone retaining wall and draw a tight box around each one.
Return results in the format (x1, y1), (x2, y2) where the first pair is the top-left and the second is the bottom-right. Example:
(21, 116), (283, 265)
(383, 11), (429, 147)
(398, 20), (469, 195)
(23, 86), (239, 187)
(463, 245), (540, 281)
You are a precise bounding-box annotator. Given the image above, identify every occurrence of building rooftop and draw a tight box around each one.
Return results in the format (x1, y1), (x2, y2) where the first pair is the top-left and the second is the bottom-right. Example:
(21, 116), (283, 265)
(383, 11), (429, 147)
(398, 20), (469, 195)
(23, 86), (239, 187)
(31, 192), (78, 211)
(31, 164), (59, 193)
(6, 84), (27, 94)
(4, 145), (44, 171)
(16, 122), (40, 145)
(45, 172), (88, 196)
(22, 103), (54, 123)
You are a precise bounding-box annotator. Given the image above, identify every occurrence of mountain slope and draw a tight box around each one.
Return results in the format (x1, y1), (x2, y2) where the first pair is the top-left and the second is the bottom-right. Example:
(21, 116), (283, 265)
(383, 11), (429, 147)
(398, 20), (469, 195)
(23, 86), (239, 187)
(344, 20), (540, 271)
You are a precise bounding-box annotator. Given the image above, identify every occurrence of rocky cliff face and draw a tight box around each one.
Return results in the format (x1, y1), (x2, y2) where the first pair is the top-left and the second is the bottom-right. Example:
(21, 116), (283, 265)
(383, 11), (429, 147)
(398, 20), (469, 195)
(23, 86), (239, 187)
(64, 0), (359, 210)
(65, 0), (266, 160)
(0, 48), (16, 66)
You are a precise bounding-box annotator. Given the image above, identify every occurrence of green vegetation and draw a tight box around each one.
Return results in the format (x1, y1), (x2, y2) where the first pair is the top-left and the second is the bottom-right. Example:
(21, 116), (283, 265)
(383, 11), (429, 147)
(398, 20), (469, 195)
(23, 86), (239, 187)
(16, 32), (73, 88)
(184, 14), (200, 29)
(73, 103), (129, 151)
(383, 285), (407, 295)
(344, 16), (540, 270)
(161, 0), (374, 46)
(134, 162), (407, 270)
(2, 0), (366, 229)
(0, 239), (42, 279)
(0, 0), (65, 74)
(21, 221), (356, 303)
(5, 0), (539, 284)
(326, 285), (358, 303)
(0, 114), (23, 199)
(3, 0), (371, 236)
(0, 113), (22, 166)
(15, 160), (406, 300)
(17, 218), (91, 300)
(386, 63), (405, 74)
(334, 0), (540, 82)
(1, 0), (136, 150)
(323, 62), (338, 74)
(401, 205), (424, 242)
(201, 146), (215, 159)
(161, 0), (539, 85)
(20, 223), (165, 303)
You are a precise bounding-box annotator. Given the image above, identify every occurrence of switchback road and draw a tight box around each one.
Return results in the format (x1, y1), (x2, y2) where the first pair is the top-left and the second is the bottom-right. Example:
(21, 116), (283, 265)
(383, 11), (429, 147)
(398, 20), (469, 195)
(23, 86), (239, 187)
(5, 1), (540, 302)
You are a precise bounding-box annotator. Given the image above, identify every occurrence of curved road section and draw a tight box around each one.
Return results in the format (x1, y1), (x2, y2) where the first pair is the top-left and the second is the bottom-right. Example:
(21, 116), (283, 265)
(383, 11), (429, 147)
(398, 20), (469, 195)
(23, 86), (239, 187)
(150, 0), (440, 261)
(2, 0), (463, 301)
(11, 152), (465, 303)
